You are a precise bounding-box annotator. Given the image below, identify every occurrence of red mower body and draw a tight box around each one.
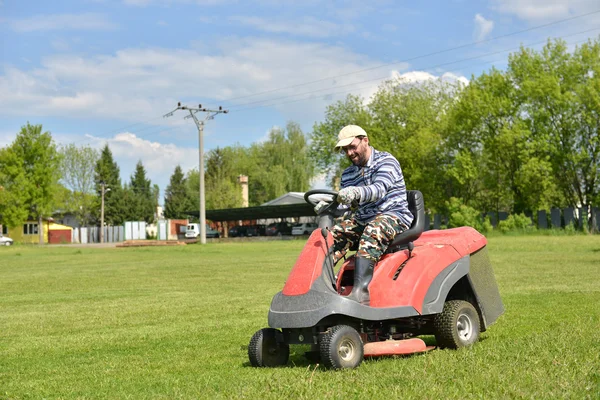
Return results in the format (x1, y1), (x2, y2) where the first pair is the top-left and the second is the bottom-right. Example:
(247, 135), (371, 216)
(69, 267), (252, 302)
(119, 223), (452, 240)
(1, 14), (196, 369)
(273, 226), (500, 323)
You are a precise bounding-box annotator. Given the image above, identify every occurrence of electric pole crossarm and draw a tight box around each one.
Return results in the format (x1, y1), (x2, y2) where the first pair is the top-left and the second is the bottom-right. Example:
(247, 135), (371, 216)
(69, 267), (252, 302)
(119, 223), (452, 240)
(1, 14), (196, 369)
(163, 107), (180, 118)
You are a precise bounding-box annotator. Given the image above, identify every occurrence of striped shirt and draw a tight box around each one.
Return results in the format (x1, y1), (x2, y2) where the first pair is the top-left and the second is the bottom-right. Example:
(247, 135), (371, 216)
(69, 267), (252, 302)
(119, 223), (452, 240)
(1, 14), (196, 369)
(340, 147), (413, 227)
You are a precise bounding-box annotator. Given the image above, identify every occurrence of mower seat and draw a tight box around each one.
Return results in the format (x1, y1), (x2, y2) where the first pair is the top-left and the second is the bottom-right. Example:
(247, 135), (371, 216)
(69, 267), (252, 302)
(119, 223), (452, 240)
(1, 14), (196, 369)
(384, 190), (425, 254)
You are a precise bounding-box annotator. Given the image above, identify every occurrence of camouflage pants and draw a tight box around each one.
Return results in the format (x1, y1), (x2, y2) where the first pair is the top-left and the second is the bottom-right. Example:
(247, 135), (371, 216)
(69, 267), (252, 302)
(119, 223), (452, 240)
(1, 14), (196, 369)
(331, 214), (407, 262)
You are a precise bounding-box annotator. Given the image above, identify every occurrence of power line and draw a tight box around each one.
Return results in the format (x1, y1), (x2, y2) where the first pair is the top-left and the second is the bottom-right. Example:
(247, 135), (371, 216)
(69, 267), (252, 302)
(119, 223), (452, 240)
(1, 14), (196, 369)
(227, 28), (600, 113)
(65, 10), (600, 146)
(218, 9), (600, 106)
(70, 27), (600, 147)
(103, 116), (165, 136)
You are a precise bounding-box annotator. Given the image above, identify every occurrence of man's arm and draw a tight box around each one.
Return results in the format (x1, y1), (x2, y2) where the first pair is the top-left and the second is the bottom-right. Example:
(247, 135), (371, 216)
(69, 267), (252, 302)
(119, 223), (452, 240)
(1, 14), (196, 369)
(356, 155), (403, 204)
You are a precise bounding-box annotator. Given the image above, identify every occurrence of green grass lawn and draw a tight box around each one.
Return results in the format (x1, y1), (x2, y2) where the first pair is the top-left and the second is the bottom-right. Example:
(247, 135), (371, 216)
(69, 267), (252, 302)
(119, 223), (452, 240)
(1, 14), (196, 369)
(1, 235), (599, 399)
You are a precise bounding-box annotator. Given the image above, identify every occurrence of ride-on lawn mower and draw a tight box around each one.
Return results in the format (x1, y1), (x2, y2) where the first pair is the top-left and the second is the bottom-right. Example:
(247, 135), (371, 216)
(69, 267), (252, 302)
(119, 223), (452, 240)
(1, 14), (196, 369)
(248, 190), (504, 369)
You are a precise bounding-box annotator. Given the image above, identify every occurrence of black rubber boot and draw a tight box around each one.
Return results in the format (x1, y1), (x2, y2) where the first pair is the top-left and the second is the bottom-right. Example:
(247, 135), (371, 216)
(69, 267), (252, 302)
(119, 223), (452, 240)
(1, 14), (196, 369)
(348, 257), (376, 305)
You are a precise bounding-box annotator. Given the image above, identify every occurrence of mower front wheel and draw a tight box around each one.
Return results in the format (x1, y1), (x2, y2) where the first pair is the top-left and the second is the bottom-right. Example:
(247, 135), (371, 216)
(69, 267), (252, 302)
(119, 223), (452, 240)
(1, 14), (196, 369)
(248, 328), (289, 367)
(433, 300), (480, 349)
(320, 325), (364, 369)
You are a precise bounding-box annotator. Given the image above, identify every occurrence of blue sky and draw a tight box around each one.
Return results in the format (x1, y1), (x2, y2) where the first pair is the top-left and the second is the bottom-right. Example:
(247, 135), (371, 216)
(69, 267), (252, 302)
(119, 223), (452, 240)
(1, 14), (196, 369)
(1, 0), (599, 200)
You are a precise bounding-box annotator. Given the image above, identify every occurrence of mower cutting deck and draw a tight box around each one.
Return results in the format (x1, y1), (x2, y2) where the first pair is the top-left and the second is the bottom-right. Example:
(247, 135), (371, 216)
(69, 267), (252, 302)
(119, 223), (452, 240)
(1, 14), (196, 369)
(248, 189), (504, 369)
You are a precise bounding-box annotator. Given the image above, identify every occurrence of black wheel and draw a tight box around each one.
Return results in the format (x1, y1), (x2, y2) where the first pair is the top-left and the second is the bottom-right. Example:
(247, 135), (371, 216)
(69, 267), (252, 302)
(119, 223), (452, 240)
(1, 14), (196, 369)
(320, 325), (364, 369)
(248, 328), (289, 367)
(433, 300), (480, 349)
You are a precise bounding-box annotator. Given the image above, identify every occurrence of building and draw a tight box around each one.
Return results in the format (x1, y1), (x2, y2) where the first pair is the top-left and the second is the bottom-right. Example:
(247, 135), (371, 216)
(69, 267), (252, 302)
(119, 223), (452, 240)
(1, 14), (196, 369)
(7, 219), (73, 244)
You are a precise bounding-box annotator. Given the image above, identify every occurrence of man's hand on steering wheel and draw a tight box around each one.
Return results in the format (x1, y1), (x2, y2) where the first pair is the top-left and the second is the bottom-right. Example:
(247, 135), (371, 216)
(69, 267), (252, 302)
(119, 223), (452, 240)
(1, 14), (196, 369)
(314, 200), (329, 215)
(304, 189), (344, 217)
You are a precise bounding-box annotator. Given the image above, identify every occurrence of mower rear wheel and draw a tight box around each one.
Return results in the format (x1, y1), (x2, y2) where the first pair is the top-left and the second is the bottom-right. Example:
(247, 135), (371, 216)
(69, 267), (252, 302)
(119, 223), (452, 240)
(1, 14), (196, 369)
(433, 300), (480, 349)
(248, 328), (289, 367)
(320, 325), (364, 369)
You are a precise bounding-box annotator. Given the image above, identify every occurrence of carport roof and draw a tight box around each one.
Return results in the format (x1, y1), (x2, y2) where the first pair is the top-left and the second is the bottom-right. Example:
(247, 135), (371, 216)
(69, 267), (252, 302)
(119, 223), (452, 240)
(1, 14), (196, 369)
(187, 202), (316, 221)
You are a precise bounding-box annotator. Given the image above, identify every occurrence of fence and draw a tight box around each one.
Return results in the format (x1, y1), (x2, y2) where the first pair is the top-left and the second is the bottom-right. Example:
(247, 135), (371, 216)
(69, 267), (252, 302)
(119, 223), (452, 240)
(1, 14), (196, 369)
(426, 206), (600, 231)
(72, 226), (125, 244)
(124, 221), (147, 240)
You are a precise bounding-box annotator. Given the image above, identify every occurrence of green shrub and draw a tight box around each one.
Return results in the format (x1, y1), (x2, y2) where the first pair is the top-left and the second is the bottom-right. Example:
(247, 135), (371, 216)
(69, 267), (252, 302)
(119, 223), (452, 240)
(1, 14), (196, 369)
(581, 214), (589, 234)
(445, 197), (492, 233)
(564, 222), (577, 234)
(497, 213), (536, 233)
(481, 217), (493, 233)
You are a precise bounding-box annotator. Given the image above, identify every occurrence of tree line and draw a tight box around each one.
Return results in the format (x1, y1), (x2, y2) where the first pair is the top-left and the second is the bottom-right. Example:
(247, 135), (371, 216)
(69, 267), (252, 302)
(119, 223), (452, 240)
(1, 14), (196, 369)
(0, 121), (315, 239)
(164, 121), (314, 219)
(1, 38), (599, 240)
(311, 38), (600, 227)
(0, 127), (159, 243)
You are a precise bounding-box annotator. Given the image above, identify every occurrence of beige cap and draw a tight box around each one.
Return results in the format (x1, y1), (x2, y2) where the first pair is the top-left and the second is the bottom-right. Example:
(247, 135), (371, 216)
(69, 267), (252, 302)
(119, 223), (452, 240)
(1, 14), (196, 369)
(335, 125), (368, 148)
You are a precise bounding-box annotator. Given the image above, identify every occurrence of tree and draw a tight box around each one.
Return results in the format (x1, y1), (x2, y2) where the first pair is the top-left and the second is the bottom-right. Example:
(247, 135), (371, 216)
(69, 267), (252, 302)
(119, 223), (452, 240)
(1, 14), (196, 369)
(187, 122), (316, 210)
(510, 39), (600, 217)
(368, 78), (457, 212)
(246, 122), (316, 205)
(0, 123), (61, 244)
(307, 38), (600, 224)
(164, 165), (194, 219)
(127, 161), (155, 223)
(204, 147), (245, 210)
(0, 146), (29, 230)
(446, 66), (559, 215)
(59, 144), (99, 225)
(94, 144), (125, 225)
(446, 69), (525, 213)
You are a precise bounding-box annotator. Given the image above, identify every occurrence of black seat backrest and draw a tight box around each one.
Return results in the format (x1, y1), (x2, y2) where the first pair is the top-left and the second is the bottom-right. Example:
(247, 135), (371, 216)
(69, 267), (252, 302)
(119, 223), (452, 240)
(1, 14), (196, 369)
(384, 190), (425, 253)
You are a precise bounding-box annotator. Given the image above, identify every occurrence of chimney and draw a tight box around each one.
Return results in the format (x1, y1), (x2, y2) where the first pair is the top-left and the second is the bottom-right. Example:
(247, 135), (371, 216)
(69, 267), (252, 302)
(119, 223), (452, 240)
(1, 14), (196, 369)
(332, 175), (341, 191)
(238, 175), (249, 207)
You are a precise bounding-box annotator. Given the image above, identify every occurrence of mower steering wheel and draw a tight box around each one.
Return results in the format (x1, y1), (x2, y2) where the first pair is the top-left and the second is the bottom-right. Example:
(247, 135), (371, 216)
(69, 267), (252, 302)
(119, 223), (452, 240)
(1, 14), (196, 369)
(304, 189), (344, 217)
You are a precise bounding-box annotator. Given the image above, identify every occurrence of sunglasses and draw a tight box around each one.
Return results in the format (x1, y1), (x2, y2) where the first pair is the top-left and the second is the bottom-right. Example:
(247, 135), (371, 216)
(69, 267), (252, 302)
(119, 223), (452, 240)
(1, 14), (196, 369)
(339, 137), (365, 155)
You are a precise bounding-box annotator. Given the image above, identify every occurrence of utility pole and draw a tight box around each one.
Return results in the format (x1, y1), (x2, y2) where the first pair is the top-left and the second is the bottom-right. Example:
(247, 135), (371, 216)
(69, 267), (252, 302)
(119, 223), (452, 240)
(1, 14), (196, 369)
(100, 182), (110, 243)
(164, 103), (228, 244)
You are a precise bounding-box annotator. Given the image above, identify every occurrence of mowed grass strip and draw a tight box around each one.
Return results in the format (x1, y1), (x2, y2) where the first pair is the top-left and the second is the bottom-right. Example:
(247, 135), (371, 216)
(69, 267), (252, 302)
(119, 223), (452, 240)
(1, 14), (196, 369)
(0, 236), (599, 399)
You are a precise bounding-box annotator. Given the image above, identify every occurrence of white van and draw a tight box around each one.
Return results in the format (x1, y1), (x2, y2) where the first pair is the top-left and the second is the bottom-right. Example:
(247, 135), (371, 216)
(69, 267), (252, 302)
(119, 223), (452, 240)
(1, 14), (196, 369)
(185, 223), (220, 238)
(291, 222), (318, 236)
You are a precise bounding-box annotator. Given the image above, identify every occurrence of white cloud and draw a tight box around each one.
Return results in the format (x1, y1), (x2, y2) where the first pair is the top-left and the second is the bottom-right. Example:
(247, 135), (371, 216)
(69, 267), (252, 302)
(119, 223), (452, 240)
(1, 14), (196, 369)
(492, 0), (599, 22)
(310, 172), (330, 190)
(390, 70), (469, 86)
(0, 34), (467, 193)
(473, 14), (494, 41)
(198, 16), (217, 23)
(255, 126), (280, 144)
(8, 13), (117, 32)
(51, 39), (72, 52)
(327, 0), (394, 20)
(0, 38), (397, 124)
(86, 132), (198, 194)
(123, 0), (237, 6)
(0, 131), (15, 148)
(123, 0), (154, 5)
(229, 15), (354, 38)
